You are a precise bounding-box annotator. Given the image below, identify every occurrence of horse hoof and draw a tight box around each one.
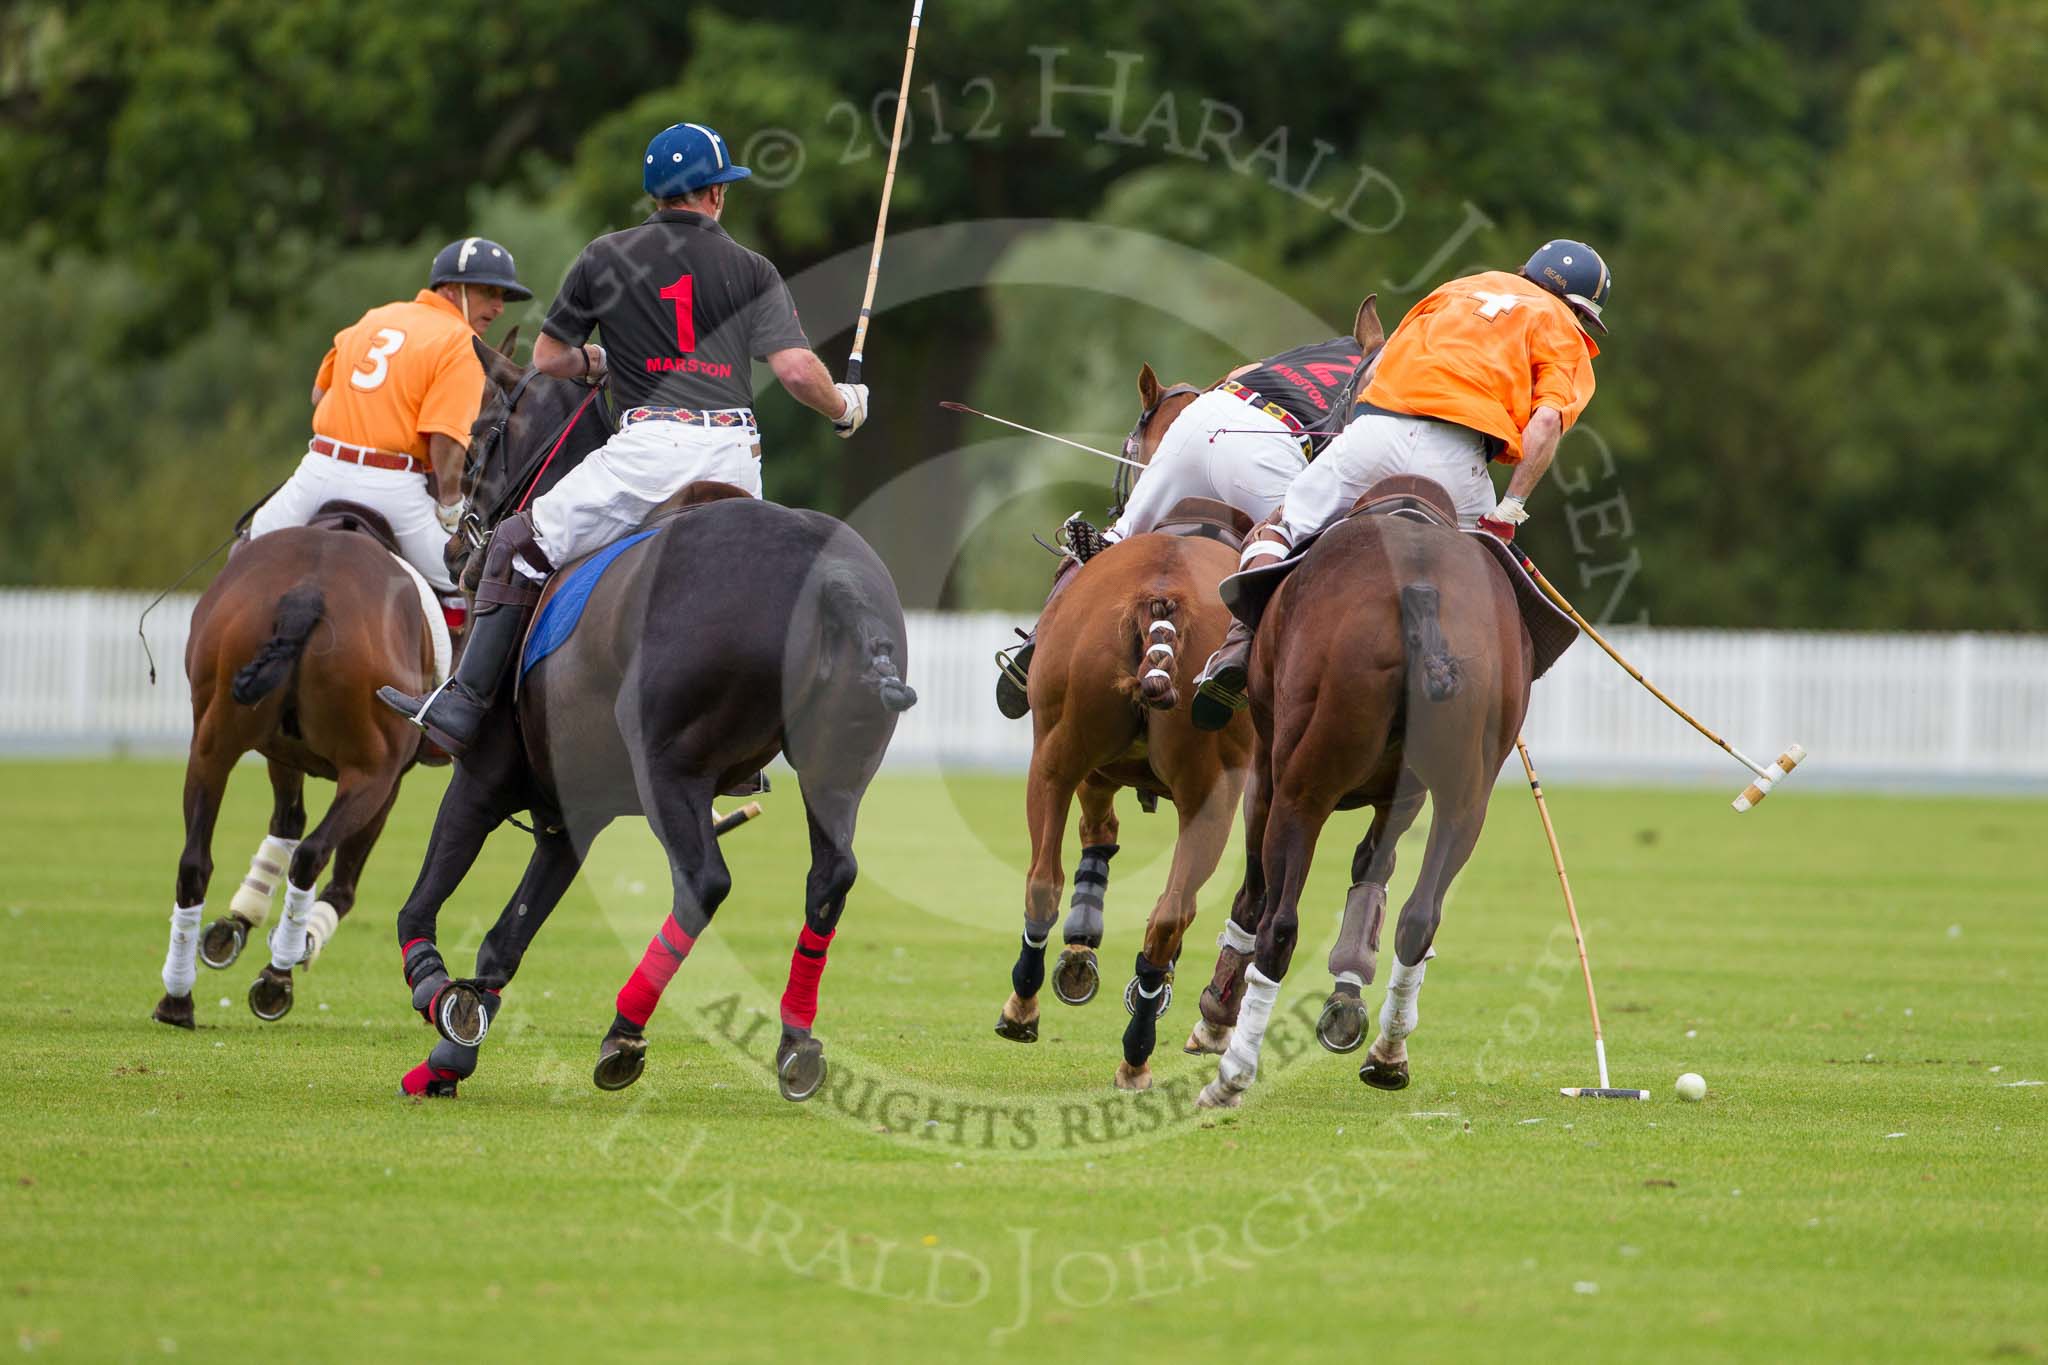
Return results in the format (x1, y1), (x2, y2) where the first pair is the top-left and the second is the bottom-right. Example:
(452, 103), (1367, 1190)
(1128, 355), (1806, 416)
(777, 1039), (826, 1103)
(1183, 1020), (1231, 1055)
(1196, 1079), (1244, 1110)
(1114, 1061), (1152, 1092)
(1052, 947), (1099, 1006)
(1316, 993), (1368, 1054)
(247, 966), (293, 1021)
(1122, 975), (1174, 1019)
(1359, 1055), (1411, 1091)
(435, 982), (489, 1047)
(152, 993), (195, 1030)
(199, 917), (248, 970)
(993, 1006), (1039, 1044)
(592, 1033), (647, 1091)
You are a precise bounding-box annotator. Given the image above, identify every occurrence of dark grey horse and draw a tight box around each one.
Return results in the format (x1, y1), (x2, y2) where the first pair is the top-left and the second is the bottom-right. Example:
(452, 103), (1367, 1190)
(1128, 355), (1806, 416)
(393, 344), (916, 1100)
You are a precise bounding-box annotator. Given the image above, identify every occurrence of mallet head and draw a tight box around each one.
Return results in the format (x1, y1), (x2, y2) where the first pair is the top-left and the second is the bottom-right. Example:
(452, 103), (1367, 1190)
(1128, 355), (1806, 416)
(1732, 743), (1806, 813)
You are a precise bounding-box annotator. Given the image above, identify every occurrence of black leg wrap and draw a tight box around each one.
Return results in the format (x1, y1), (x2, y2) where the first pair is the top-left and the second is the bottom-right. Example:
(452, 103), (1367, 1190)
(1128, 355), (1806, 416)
(1061, 843), (1117, 948)
(1011, 932), (1049, 1000)
(1121, 955), (1169, 1066)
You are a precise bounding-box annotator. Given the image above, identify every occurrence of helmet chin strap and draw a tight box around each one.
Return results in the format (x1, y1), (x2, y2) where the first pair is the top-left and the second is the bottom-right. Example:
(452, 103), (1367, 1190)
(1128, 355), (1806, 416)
(460, 284), (472, 330)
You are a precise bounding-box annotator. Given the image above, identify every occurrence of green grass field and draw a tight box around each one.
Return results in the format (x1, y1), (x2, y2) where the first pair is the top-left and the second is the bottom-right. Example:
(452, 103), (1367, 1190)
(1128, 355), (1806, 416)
(2, 760), (2043, 1362)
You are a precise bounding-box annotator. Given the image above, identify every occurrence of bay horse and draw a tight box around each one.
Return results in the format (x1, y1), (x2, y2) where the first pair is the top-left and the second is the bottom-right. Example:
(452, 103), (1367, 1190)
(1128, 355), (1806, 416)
(154, 515), (445, 1029)
(994, 367), (1253, 1092)
(1192, 481), (1536, 1108)
(389, 341), (916, 1101)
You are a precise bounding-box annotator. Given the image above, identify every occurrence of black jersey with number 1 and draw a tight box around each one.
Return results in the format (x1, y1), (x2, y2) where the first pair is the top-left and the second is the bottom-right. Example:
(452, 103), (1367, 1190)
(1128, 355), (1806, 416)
(541, 208), (811, 412)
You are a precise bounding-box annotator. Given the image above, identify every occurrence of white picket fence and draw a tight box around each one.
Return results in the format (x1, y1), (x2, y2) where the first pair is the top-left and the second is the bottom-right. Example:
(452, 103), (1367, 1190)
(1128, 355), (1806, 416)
(4, 589), (2045, 787)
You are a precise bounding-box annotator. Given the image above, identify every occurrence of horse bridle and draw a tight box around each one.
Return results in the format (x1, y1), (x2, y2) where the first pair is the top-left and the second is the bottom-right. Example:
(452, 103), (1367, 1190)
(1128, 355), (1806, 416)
(1114, 383), (1201, 514)
(461, 370), (603, 549)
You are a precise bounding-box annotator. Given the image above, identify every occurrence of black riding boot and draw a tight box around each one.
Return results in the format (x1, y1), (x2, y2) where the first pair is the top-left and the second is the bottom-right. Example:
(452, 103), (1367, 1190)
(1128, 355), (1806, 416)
(1190, 618), (1255, 731)
(995, 539), (1090, 719)
(378, 514), (549, 757)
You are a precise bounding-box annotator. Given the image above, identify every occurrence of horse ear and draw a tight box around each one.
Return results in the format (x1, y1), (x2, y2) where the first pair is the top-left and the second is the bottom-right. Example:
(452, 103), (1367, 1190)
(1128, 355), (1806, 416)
(497, 324), (521, 360)
(1353, 294), (1385, 351)
(1137, 363), (1162, 409)
(472, 334), (521, 392)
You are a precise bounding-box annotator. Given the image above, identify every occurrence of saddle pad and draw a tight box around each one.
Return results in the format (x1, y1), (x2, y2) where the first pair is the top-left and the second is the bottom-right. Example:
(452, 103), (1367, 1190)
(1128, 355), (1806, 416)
(1461, 531), (1580, 679)
(387, 553), (451, 689)
(520, 529), (661, 677)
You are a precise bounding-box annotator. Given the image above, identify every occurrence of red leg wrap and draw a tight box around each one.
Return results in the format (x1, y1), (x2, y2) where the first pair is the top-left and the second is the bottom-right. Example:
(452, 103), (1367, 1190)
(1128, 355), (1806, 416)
(401, 1061), (460, 1097)
(615, 923), (696, 1028)
(780, 925), (835, 1029)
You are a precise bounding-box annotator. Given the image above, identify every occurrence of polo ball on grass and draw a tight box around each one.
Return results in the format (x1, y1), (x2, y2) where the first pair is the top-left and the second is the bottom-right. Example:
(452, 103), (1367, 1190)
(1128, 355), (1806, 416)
(1675, 1072), (1707, 1102)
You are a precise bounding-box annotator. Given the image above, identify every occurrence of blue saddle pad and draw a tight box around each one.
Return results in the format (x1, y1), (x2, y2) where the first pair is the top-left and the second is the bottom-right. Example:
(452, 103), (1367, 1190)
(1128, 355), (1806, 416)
(521, 529), (661, 677)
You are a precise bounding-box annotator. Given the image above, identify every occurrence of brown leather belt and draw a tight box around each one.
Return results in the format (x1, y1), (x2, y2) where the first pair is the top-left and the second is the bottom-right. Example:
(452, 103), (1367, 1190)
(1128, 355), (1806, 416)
(310, 436), (426, 473)
(1219, 381), (1313, 457)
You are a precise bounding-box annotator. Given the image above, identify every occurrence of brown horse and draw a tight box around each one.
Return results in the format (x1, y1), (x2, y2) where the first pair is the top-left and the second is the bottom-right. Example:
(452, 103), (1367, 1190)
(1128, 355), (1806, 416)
(993, 378), (1254, 1091)
(152, 512), (446, 1029)
(1191, 482), (1537, 1107)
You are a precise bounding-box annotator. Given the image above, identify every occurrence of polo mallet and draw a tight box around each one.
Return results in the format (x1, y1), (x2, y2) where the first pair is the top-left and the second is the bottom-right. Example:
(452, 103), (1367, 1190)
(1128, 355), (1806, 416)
(938, 401), (1148, 469)
(1513, 548), (1806, 812)
(1516, 737), (1649, 1101)
(844, 0), (923, 385)
(712, 802), (764, 838)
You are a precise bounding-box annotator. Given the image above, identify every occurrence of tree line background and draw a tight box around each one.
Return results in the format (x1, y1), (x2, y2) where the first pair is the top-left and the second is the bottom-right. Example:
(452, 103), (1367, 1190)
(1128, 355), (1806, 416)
(2, 0), (2042, 628)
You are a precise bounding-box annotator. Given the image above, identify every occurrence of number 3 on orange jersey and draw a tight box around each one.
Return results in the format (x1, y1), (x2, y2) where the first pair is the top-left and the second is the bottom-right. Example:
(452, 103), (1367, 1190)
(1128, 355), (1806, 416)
(351, 327), (407, 391)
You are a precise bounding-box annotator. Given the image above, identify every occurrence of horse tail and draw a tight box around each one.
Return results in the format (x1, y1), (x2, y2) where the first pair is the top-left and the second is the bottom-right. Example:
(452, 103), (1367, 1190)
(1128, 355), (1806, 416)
(230, 584), (324, 705)
(1115, 588), (1186, 711)
(1399, 582), (1461, 703)
(820, 572), (918, 713)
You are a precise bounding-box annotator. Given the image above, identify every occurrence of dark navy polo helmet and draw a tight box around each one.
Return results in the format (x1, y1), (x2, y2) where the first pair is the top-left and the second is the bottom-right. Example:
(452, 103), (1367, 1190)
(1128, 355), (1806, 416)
(429, 237), (533, 301)
(1520, 239), (1611, 334)
(643, 122), (752, 198)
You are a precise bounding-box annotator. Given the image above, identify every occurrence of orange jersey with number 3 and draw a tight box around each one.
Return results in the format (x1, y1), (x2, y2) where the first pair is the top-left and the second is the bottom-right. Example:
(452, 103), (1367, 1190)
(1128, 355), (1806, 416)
(1362, 270), (1598, 462)
(311, 290), (486, 460)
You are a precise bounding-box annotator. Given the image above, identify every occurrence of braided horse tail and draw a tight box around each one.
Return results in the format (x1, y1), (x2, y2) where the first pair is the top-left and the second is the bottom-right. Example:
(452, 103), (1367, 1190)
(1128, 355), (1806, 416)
(1115, 586), (1188, 712)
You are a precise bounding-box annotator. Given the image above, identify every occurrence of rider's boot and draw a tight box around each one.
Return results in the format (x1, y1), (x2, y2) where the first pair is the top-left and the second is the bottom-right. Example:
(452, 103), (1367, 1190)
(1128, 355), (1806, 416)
(378, 513), (551, 757)
(995, 547), (1086, 720)
(1190, 518), (1293, 732)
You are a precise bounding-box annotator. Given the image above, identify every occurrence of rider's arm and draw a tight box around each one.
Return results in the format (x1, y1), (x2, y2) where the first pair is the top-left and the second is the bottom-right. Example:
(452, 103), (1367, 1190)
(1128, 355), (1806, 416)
(1507, 406), (1563, 501)
(767, 348), (855, 421)
(311, 385), (326, 407)
(532, 331), (607, 383)
(427, 434), (466, 507)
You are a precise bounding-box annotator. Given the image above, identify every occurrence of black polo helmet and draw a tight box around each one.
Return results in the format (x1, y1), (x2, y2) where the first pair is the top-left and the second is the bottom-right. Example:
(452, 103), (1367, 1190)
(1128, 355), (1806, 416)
(429, 236), (533, 301)
(1520, 239), (1610, 334)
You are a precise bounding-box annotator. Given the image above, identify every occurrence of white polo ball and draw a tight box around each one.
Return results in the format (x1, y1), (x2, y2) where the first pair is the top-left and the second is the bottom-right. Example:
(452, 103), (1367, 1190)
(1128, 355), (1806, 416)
(1675, 1072), (1707, 1102)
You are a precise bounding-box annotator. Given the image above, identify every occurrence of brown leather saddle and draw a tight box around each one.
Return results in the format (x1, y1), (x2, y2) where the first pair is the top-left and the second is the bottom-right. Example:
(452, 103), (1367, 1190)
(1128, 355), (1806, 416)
(1152, 496), (1254, 551)
(307, 500), (403, 557)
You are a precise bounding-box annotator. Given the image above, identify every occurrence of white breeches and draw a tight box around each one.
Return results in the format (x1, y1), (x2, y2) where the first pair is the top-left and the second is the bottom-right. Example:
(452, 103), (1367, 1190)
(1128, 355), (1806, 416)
(1109, 391), (1306, 541)
(1275, 413), (1497, 548)
(529, 418), (761, 570)
(249, 451), (458, 593)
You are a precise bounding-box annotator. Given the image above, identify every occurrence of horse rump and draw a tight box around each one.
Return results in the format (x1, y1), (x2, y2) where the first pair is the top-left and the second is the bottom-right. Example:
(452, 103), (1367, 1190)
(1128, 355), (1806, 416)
(230, 584), (325, 705)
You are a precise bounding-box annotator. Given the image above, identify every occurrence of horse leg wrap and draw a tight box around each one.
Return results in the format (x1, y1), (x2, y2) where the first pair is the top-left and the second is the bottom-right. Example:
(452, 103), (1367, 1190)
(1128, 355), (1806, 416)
(405, 939), (450, 1019)
(1218, 919), (1255, 955)
(1139, 610), (1179, 709)
(1217, 965), (1280, 1090)
(1328, 881), (1387, 986)
(780, 926), (835, 1030)
(405, 991), (504, 1093)
(162, 903), (203, 998)
(230, 836), (298, 927)
(268, 881), (314, 971)
(1011, 926), (1051, 1000)
(1061, 843), (1117, 947)
(1123, 954), (1170, 1066)
(304, 902), (340, 967)
(616, 920), (698, 1029)
(1379, 956), (1428, 1044)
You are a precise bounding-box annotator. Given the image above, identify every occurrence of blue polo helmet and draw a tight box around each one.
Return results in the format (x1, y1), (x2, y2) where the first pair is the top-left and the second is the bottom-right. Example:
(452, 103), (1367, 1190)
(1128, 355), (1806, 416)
(644, 123), (752, 198)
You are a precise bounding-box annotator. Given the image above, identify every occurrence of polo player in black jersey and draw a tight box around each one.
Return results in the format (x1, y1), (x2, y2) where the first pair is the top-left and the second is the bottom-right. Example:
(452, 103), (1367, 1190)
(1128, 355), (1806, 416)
(379, 121), (868, 755)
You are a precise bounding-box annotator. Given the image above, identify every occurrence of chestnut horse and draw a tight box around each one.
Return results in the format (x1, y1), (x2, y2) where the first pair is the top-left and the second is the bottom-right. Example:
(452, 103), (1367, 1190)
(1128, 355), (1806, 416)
(1193, 484), (1534, 1107)
(154, 521), (444, 1029)
(994, 373), (1254, 1091)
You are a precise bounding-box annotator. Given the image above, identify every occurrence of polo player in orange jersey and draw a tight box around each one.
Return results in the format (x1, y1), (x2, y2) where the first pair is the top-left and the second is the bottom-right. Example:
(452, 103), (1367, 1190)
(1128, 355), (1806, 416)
(1190, 239), (1610, 729)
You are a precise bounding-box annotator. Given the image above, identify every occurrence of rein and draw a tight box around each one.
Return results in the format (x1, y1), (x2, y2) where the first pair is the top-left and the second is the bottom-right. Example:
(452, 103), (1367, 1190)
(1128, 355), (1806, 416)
(514, 385), (601, 514)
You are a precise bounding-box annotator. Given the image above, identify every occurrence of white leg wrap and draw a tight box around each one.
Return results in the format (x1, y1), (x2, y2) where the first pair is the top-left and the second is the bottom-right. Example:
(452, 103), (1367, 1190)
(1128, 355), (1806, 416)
(1217, 920), (1255, 955)
(1379, 956), (1428, 1043)
(229, 836), (298, 927)
(270, 882), (314, 971)
(1217, 965), (1280, 1089)
(304, 901), (340, 967)
(162, 903), (203, 998)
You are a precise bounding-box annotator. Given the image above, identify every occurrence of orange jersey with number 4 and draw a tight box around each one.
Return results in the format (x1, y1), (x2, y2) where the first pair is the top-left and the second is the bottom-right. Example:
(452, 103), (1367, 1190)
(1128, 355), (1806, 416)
(311, 290), (485, 460)
(1362, 270), (1598, 463)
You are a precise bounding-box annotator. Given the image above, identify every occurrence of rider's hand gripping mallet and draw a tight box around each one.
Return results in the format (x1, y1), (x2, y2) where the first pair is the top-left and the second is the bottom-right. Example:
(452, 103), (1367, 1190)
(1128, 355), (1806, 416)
(1516, 737), (1649, 1101)
(1512, 548), (1806, 812)
(844, 0), (923, 385)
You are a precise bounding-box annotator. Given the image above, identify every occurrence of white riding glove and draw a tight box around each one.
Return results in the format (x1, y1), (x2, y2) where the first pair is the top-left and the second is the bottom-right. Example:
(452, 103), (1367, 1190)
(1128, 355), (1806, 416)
(832, 382), (870, 439)
(436, 499), (468, 535)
